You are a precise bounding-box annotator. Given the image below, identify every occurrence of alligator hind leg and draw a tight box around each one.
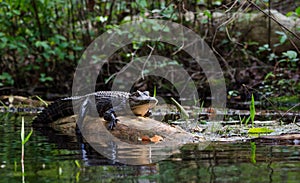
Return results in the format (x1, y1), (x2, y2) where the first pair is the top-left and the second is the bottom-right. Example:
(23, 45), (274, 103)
(103, 108), (119, 130)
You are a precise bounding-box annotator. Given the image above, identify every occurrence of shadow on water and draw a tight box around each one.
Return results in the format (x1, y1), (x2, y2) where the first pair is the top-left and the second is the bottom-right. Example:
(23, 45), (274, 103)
(1, 113), (300, 182)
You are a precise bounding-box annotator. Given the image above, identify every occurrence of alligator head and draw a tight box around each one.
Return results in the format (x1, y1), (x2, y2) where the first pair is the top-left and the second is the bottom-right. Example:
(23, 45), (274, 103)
(129, 90), (158, 116)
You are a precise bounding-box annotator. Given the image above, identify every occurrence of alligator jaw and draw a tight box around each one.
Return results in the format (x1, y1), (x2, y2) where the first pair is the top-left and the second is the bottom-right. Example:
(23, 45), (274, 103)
(130, 95), (158, 116)
(131, 102), (157, 116)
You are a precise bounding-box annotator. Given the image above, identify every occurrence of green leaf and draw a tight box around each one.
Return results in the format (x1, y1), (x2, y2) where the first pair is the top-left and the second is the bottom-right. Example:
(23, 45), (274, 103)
(12, 9), (20, 15)
(244, 116), (251, 125)
(250, 142), (256, 164)
(136, 0), (147, 8)
(22, 128), (33, 145)
(257, 44), (270, 53)
(39, 73), (53, 82)
(250, 94), (256, 126)
(282, 50), (297, 59)
(212, 1), (222, 6)
(286, 11), (294, 17)
(74, 160), (81, 168)
(54, 34), (67, 41)
(296, 6), (300, 16)
(59, 42), (69, 48)
(248, 127), (274, 134)
(171, 97), (189, 120)
(153, 86), (156, 97)
(275, 31), (287, 44)
(203, 10), (212, 18)
(72, 46), (83, 51)
(0, 72), (14, 85)
(267, 53), (278, 61)
(278, 58), (287, 63)
(21, 117), (33, 145)
(264, 72), (275, 80)
(96, 16), (108, 23)
(0, 72), (10, 80)
(35, 41), (50, 50)
(228, 90), (239, 97)
(35, 95), (49, 107)
(0, 37), (7, 49)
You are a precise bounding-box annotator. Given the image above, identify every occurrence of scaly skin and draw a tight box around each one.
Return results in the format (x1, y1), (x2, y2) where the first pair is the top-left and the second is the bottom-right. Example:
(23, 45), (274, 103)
(33, 91), (158, 129)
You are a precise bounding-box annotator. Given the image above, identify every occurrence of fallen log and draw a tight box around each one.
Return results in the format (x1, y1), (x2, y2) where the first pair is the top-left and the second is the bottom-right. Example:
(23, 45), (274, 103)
(47, 115), (200, 165)
(50, 115), (197, 144)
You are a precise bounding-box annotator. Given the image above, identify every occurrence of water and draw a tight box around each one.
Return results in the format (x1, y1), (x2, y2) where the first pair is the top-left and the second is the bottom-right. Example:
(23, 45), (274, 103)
(1, 113), (300, 182)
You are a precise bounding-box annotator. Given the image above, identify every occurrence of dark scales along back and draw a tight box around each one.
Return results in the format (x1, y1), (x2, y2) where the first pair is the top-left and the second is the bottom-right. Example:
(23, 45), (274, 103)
(32, 91), (131, 125)
(32, 99), (75, 124)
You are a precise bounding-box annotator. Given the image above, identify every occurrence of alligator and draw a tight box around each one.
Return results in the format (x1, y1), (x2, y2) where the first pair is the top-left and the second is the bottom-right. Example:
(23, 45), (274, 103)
(33, 90), (158, 130)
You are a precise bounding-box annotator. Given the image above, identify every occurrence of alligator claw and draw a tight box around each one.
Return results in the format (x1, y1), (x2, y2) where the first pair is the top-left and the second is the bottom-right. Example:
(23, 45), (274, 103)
(144, 110), (152, 117)
(108, 118), (119, 130)
(104, 108), (119, 130)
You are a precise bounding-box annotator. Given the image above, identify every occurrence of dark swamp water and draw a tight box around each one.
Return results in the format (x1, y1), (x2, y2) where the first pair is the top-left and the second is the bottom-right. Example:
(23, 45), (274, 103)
(1, 113), (300, 183)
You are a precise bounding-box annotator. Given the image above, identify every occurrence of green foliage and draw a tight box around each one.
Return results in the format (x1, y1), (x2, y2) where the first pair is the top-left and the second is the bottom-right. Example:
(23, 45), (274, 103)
(74, 160), (81, 168)
(249, 94), (256, 126)
(0, 0), (84, 89)
(35, 95), (49, 107)
(279, 50), (299, 63)
(274, 31), (287, 46)
(286, 6), (300, 17)
(153, 85), (157, 97)
(0, 0), (183, 92)
(21, 117), (33, 145)
(250, 142), (256, 164)
(296, 6), (300, 16)
(171, 97), (189, 120)
(248, 127), (274, 134)
(135, 0), (148, 9)
(201, 10), (212, 24)
(228, 90), (239, 97)
(245, 94), (255, 127)
(0, 0), (298, 105)
(264, 72), (275, 80)
(0, 72), (14, 86)
(256, 30), (299, 99)
(261, 48), (299, 96)
(39, 73), (53, 83)
(257, 44), (271, 53)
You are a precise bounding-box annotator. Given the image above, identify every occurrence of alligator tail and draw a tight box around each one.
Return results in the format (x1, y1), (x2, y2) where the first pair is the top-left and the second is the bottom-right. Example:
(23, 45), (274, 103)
(32, 99), (74, 124)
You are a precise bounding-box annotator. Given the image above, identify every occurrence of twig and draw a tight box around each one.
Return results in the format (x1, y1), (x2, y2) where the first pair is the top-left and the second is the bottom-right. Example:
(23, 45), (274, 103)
(279, 103), (300, 121)
(141, 44), (155, 80)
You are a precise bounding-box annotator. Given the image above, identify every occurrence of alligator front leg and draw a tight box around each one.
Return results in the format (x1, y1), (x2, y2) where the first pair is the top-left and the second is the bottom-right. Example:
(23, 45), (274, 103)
(103, 108), (119, 130)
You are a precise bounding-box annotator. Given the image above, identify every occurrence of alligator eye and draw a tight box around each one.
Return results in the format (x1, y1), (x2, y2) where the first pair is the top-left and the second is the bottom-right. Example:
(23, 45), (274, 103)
(136, 90), (144, 96)
(143, 91), (149, 96)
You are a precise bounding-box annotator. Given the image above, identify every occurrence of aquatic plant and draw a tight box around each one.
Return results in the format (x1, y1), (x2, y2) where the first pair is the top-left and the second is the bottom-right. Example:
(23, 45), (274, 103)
(245, 94), (256, 127)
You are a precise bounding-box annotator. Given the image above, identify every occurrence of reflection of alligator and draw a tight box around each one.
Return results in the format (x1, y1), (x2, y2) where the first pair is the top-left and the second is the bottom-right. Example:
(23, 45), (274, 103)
(33, 91), (158, 129)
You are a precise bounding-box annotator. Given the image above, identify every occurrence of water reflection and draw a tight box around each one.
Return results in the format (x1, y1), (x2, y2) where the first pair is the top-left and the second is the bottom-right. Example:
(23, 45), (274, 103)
(0, 113), (300, 182)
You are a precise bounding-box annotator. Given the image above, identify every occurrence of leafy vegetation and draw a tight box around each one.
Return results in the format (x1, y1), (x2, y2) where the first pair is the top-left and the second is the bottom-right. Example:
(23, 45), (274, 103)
(248, 127), (274, 134)
(245, 94), (256, 127)
(0, 0), (299, 111)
